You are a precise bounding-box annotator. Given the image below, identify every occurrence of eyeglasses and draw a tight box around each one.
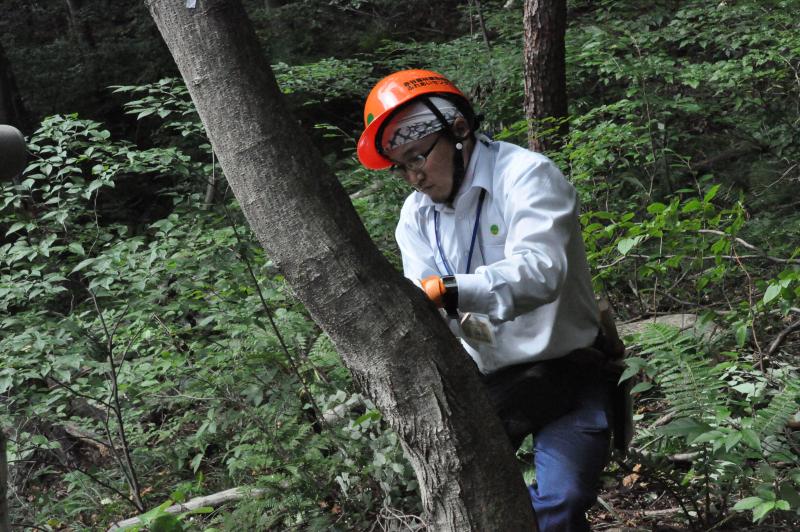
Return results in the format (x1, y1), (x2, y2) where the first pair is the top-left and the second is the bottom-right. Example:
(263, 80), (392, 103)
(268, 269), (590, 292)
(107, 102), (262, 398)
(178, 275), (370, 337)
(389, 133), (442, 180)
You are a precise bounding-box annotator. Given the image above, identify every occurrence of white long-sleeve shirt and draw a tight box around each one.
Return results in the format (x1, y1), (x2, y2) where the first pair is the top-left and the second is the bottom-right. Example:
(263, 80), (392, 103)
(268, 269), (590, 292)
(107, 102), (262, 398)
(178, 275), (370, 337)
(395, 137), (600, 374)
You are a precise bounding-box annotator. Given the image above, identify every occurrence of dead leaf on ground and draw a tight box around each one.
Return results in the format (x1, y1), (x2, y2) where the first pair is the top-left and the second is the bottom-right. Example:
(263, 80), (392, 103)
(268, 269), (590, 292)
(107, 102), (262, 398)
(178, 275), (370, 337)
(622, 463), (642, 487)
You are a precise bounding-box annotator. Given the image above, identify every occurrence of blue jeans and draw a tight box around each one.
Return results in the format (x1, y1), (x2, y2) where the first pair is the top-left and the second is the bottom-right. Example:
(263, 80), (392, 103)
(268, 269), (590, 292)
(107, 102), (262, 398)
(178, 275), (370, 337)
(528, 376), (611, 531)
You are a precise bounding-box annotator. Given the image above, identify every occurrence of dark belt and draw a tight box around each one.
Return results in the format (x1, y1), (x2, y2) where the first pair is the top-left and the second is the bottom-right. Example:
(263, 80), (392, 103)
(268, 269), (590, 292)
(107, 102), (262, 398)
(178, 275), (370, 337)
(482, 332), (624, 451)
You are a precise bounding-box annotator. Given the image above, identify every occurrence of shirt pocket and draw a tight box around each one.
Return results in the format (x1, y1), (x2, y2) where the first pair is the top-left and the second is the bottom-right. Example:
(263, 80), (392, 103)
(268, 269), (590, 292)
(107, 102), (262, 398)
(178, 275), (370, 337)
(481, 203), (507, 244)
(479, 203), (506, 266)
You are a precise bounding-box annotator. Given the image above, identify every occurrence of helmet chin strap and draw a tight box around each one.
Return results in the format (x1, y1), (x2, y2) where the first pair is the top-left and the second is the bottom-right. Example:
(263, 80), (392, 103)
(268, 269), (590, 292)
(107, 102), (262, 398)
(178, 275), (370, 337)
(446, 140), (465, 205)
(420, 98), (467, 205)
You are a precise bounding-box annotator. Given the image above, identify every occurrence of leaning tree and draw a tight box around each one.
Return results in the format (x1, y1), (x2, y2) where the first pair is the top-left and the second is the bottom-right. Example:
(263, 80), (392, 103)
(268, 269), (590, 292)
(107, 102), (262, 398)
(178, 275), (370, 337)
(145, 0), (536, 530)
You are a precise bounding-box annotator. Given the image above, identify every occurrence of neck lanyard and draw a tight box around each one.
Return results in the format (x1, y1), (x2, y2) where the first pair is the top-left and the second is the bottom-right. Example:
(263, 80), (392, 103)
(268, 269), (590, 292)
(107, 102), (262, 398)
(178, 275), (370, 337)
(434, 188), (487, 276)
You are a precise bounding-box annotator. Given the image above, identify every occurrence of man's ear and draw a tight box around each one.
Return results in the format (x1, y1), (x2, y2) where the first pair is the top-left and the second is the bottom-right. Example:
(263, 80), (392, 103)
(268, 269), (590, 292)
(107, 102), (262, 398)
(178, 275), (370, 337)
(451, 116), (472, 141)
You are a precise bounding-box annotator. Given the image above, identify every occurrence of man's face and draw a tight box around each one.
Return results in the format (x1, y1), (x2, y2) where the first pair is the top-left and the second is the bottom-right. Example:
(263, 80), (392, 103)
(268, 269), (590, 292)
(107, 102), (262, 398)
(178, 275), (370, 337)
(386, 131), (454, 203)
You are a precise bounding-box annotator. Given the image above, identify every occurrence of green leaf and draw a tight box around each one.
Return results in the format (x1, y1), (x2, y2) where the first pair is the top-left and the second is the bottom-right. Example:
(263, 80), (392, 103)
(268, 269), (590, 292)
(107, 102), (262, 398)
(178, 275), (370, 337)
(150, 514), (184, 532)
(693, 429), (724, 444)
(5, 222), (26, 236)
(752, 500), (775, 522)
(0, 374), (13, 394)
(354, 410), (381, 425)
(617, 236), (642, 255)
(733, 496), (764, 511)
(68, 242), (85, 256)
(704, 184), (721, 203)
(774, 499), (790, 511)
(732, 382), (756, 396)
(779, 481), (800, 507)
(85, 179), (105, 198)
(182, 506), (213, 517)
(139, 499), (174, 525)
(724, 431), (742, 451)
(70, 258), (96, 274)
(740, 428), (762, 451)
(682, 199), (702, 213)
(660, 418), (710, 442)
(630, 381), (652, 394)
(190, 452), (203, 473)
(619, 365), (640, 383)
(763, 284), (782, 304)
(735, 323), (748, 347)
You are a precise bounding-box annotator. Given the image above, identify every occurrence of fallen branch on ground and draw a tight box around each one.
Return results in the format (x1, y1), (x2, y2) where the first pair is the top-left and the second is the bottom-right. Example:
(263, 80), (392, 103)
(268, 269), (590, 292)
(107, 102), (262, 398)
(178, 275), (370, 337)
(669, 452), (699, 463)
(766, 320), (800, 358)
(108, 486), (265, 530)
(349, 181), (382, 200)
(599, 252), (800, 269)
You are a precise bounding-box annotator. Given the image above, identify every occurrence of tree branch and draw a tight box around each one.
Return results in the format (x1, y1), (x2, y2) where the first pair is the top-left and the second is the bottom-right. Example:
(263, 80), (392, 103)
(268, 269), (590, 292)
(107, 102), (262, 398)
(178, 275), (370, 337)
(599, 252), (800, 268)
(766, 320), (800, 358)
(108, 487), (265, 530)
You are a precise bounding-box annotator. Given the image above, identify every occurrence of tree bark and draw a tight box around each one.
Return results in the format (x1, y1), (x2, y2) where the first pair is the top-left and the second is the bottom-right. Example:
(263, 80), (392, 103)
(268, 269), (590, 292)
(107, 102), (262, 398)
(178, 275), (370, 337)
(64, 0), (97, 49)
(0, 41), (29, 130)
(523, 0), (567, 153)
(108, 487), (266, 530)
(145, 1), (536, 530)
(468, 0), (492, 50)
(0, 429), (9, 532)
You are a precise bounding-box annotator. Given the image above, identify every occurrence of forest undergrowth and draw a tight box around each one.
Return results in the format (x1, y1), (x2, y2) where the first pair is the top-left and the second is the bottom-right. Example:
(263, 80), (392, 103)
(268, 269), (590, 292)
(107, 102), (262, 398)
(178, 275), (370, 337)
(1, 0), (799, 530)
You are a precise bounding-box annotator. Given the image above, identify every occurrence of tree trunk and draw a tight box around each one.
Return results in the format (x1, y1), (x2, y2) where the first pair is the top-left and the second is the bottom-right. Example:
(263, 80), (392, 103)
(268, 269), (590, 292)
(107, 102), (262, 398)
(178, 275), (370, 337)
(0, 430), (9, 532)
(0, 41), (29, 130)
(523, 0), (567, 153)
(64, 0), (97, 48)
(145, 1), (537, 530)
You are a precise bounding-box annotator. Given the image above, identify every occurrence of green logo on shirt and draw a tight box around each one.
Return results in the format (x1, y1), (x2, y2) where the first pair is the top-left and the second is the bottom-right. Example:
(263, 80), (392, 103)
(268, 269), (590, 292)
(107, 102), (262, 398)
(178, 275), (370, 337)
(490, 224), (499, 235)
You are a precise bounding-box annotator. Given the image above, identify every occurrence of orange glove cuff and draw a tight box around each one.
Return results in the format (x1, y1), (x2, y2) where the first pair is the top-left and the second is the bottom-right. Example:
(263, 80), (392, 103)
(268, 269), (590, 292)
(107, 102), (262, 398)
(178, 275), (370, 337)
(421, 275), (445, 307)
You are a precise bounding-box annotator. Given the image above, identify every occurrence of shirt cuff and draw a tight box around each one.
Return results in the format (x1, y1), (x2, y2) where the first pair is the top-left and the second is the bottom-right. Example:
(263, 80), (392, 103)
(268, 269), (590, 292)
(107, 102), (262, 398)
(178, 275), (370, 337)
(454, 273), (495, 316)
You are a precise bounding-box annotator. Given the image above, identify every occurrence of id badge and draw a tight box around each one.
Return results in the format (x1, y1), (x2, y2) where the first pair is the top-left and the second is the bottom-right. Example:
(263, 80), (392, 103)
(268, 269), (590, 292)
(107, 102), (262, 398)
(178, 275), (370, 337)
(460, 312), (497, 347)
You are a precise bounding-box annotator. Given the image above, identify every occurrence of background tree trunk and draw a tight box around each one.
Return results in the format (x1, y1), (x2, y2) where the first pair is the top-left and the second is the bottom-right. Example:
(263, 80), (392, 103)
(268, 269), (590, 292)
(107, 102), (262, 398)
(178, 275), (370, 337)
(523, 0), (567, 153)
(64, 0), (97, 48)
(145, 1), (537, 530)
(0, 41), (30, 130)
(0, 431), (9, 532)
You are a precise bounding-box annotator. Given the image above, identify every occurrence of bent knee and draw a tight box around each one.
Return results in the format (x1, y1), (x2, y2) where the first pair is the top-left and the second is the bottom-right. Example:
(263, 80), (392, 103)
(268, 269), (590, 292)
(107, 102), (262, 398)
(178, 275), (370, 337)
(560, 483), (597, 512)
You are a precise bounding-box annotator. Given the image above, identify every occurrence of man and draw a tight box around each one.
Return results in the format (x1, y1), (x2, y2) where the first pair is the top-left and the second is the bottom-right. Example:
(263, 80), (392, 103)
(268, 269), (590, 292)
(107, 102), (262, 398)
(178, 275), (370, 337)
(357, 69), (613, 531)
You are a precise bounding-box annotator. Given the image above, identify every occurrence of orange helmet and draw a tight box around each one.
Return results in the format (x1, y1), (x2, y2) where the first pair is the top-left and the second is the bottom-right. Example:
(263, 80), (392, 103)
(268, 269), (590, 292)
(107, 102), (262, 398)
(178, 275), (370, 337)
(357, 69), (467, 170)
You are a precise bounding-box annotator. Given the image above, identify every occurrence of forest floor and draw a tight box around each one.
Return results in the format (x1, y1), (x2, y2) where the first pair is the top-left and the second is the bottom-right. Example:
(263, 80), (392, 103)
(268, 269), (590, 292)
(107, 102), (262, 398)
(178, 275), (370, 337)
(589, 467), (798, 531)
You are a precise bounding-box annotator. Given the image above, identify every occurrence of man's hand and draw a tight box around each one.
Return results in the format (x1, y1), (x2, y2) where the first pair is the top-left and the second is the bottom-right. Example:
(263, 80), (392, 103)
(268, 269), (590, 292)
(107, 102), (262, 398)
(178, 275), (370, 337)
(420, 275), (459, 317)
(420, 275), (445, 307)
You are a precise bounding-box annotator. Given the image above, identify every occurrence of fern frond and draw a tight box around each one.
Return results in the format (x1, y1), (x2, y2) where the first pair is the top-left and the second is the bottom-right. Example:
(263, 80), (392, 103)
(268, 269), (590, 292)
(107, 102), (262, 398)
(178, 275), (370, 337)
(753, 378), (800, 436)
(638, 324), (729, 423)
